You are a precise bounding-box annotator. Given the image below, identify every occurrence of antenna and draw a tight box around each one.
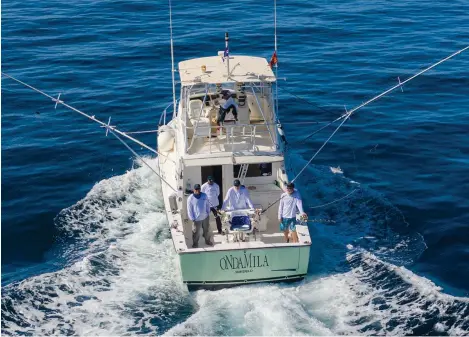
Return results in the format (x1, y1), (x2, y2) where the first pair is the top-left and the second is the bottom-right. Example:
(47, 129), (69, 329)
(169, 0), (177, 118)
(225, 32), (230, 79)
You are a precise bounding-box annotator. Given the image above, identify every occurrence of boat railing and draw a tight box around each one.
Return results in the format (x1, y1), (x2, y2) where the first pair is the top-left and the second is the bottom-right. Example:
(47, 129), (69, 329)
(223, 124), (262, 151)
(185, 122), (276, 154)
(159, 100), (179, 126)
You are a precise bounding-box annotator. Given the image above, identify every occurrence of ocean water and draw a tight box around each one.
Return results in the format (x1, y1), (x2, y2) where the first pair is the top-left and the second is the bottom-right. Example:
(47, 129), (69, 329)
(2, 0), (469, 335)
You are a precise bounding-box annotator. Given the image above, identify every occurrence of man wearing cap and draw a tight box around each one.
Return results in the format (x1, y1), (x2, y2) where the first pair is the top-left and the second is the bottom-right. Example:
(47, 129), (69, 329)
(187, 184), (213, 248)
(222, 179), (254, 211)
(217, 90), (238, 125)
(278, 182), (307, 243)
(201, 176), (223, 234)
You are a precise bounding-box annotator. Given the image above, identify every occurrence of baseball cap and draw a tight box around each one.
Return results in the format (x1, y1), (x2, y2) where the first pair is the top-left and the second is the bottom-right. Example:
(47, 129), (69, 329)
(193, 184), (201, 190)
(286, 182), (295, 189)
(233, 179), (241, 186)
(207, 176), (213, 181)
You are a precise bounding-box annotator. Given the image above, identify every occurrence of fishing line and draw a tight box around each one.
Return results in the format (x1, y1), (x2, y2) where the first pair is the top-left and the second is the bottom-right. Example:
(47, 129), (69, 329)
(105, 130), (177, 193)
(309, 188), (359, 209)
(290, 112), (348, 145)
(125, 129), (159, 135)
(278, 85), (337, 116)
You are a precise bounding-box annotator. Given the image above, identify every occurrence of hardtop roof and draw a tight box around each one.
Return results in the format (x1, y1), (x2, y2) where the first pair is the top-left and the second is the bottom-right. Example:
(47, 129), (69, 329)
(178, 55), (276, 85)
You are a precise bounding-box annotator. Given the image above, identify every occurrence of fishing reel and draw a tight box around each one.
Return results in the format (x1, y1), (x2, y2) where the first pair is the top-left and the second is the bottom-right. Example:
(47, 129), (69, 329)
(296, 213), (308, 225)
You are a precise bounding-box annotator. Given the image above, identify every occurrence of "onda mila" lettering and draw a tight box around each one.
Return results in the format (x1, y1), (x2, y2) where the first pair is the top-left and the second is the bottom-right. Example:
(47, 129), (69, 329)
(219, 253), (269, 270)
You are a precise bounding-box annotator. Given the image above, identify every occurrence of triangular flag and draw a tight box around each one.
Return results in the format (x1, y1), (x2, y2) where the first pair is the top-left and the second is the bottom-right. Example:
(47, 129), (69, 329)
(269, 51), (278, 68)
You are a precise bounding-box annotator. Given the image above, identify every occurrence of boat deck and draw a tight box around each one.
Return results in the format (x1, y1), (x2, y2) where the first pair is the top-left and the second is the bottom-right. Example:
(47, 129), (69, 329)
(186, 217), (311, 251)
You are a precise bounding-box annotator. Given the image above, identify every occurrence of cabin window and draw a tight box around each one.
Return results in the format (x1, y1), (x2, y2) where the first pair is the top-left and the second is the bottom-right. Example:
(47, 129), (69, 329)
(233, 163), (272, 178)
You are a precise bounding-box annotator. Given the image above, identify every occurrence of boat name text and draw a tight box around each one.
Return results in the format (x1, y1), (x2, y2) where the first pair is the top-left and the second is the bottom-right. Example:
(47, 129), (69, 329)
(220, 253), (269, 271)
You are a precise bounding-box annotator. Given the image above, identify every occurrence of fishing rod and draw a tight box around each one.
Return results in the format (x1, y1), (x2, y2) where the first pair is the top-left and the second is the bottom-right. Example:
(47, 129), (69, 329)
(1, 72), (179, 193)
(261, 44), (469, 215)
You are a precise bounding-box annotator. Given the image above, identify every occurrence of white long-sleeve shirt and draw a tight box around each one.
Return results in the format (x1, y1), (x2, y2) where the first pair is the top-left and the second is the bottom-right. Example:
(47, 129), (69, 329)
(278, 189), (305, 219)
(187, 193), (210, 221)
(201, 182), (220, 208)
(222, 186), (254, 210)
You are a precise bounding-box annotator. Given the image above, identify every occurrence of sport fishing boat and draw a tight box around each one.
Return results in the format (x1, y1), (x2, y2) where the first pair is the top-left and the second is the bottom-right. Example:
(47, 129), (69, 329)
(156, 32), (312, 290)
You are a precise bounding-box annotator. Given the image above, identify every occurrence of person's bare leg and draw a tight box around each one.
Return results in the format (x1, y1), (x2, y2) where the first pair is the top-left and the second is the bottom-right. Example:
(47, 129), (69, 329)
(283, 229), (289, 243)
(291, 231), (299, 243)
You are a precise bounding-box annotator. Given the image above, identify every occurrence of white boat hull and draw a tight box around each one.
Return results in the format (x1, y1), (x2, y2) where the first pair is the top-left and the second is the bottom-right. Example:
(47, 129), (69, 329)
(179, 244), (310, 290)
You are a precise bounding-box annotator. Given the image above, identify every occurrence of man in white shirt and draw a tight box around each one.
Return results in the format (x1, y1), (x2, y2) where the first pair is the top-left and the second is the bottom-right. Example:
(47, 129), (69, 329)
(201, 176), (223, 234)
(222, 179), (254, 211)
(217, 90), (238, 125)
(278, 182), (307, 243)
(187, 184), (213, 248)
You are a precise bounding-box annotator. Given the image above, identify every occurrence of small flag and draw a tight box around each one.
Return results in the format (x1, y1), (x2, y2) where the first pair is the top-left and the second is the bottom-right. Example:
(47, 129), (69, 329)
(269, 51), (278, 68)
(222, 47), (229, 62)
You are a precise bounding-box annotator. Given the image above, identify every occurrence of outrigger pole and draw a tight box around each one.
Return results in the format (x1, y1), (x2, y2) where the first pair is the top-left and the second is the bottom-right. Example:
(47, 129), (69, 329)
(1, 72), (178, 193)
(261, 44), (469, 214)
(168, 0), (177, 119)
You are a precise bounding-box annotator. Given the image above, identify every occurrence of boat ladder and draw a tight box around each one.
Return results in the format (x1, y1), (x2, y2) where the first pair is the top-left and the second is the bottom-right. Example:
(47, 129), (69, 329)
(238, 164), (249, 183)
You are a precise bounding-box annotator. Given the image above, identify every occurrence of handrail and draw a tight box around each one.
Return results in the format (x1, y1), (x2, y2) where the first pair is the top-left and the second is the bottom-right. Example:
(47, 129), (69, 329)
(184, 123), (274, 134)
(223, 124), (275, 151)
(159, 100), (178, 126)
(250, 86), (276, 147)
(183, 122), (275, 154)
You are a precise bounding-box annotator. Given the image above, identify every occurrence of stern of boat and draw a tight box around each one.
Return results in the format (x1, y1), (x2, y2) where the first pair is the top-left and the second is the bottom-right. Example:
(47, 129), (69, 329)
(178, 239), (310, 290)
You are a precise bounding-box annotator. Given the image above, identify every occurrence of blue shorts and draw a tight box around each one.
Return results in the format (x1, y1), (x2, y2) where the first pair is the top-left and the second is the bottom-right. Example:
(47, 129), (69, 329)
(280, 217), (296, 232)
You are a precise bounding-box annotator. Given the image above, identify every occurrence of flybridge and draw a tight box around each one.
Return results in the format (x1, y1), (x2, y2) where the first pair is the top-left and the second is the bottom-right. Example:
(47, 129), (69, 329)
(169, 31), (281, 157)
(168, 75), (281, 156)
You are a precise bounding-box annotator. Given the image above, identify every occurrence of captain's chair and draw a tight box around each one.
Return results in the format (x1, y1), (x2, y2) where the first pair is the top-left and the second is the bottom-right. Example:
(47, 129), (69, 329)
(189, 99), (211, 136)
(188, 99), (204, 120)
(229, 211), (252, 231)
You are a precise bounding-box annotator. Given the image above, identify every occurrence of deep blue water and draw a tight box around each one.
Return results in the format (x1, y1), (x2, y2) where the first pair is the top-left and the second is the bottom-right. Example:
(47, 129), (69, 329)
(2, 0), (469, 335)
